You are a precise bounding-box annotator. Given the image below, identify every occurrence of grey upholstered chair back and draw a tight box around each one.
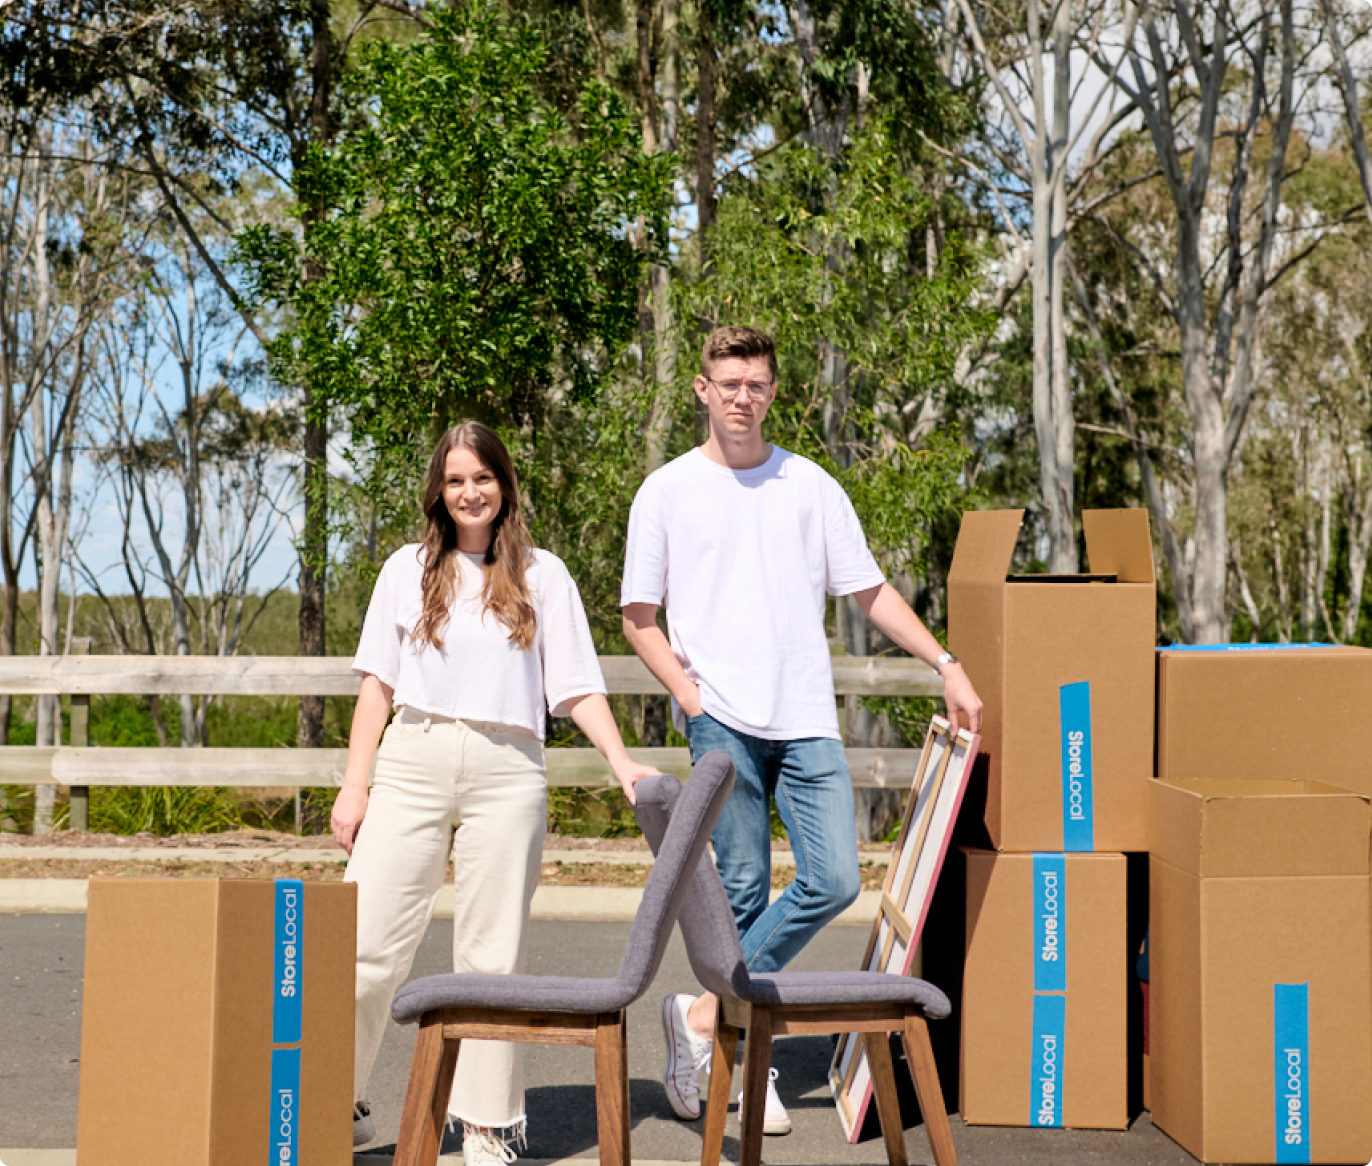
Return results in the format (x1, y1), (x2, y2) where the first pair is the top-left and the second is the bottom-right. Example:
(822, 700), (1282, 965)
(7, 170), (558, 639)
(633, 771), (752, 1003)
(614, 752), (735, 1000)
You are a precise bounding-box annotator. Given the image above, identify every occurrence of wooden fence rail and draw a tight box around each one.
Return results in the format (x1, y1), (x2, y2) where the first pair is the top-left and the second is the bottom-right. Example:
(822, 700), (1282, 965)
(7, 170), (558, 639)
(0, 655), (943, 829)
(0, 654), (942, 698)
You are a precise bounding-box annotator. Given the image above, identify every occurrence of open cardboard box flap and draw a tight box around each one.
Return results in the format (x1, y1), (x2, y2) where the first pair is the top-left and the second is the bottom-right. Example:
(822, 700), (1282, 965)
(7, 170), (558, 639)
(949, 508), (1155, 584)
(1083, 509), (1155, 584)
(1150, 776), (1370, 880)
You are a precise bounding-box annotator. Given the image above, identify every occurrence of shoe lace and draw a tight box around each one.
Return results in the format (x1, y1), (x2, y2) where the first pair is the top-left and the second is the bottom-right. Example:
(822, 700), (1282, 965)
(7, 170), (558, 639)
(673, 1038), (712, 1105)
(464, 1125), (519, 1164)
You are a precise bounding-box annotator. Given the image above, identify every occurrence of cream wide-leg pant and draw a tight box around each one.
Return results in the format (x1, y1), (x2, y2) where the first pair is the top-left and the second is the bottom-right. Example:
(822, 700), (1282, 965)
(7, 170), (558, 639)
(346, 706), (546, 1130)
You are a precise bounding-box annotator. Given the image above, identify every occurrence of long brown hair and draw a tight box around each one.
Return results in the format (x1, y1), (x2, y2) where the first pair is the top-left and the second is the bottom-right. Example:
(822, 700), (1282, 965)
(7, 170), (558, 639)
(413, 422), (537, 651)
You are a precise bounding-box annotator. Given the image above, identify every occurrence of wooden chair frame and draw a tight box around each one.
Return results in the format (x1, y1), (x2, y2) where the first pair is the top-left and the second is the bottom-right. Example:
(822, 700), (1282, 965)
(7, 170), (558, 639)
(393, 1006), (630, 1166)
(702, 998), (958, 1166)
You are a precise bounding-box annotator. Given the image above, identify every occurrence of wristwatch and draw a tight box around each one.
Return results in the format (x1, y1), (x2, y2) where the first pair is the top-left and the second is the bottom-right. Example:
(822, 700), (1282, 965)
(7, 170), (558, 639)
(933, 651), (958, 675)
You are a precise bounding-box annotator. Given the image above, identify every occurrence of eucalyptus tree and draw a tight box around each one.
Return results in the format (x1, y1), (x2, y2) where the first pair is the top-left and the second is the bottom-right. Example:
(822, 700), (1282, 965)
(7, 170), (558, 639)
(946, 0), (1145, 572)
(1089, 0), (1315, 642)
(9, 0), (434, 746)
(0, 18), (134, 828)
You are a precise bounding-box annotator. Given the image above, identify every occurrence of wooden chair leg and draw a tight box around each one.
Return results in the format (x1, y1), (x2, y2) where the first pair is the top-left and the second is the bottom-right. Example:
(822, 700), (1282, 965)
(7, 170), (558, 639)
(901, 1014), (958, 1166)
(701, 1018), (740, 1166)
(594, 1010), (631, 1166)
(864, 1030), (909, 1166)
(395, 1013), (460, 1166)
(618, 1011), (631, 1160)
(738, 1006), (773, 1166)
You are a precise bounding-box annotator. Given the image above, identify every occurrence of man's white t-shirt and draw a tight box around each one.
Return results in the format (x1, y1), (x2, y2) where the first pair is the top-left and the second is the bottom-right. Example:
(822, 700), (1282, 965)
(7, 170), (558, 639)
(621, 445), (885, 740)
(353, 545), (606, 740)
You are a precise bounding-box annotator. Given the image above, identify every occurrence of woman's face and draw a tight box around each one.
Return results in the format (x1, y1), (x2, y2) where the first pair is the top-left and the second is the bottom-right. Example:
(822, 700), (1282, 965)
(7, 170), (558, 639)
(443, 445), (504, 551)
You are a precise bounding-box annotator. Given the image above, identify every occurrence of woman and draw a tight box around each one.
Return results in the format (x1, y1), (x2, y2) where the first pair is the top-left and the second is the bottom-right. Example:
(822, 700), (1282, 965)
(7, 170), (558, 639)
(333, 421), (656, 1165)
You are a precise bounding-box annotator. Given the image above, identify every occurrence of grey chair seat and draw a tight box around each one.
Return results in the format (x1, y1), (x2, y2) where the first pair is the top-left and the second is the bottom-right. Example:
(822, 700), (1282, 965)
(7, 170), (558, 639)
(742, 971), (951, 1014)
(392, 974), (629, 1019)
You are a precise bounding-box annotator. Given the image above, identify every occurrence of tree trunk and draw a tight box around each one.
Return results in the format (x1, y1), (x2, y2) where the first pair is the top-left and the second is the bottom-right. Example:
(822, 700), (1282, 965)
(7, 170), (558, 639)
(1026, 0), (1077, 573)
(298, 0), (332, 755)
(645, 0), (679, 475)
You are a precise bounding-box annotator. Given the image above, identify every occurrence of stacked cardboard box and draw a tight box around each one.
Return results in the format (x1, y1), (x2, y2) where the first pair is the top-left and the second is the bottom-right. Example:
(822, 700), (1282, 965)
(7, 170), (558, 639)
(1157, 645), (1372, 795)
(1148, 777), (1372, 1163)
(1150, 644), (1372, 1162)
(949, 508), (1155, 1129)
(77, 877), (356, 1166)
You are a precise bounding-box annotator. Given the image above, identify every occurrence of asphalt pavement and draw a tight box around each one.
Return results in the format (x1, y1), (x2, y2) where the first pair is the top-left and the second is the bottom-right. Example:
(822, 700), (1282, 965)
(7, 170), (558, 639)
(0, 913), (1199, 1165)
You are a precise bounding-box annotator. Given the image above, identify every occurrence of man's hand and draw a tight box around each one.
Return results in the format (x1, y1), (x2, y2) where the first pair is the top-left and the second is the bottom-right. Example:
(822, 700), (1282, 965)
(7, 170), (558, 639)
(331, 784), (369, 855)
(939, 662), (983, 735)
(679, 682), (704, 718)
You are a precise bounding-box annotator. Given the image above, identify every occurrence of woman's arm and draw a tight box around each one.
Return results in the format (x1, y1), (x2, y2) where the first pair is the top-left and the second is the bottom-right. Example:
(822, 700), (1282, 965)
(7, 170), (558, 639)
(563, 692), (660, 805)
(331, 673), (395, 854)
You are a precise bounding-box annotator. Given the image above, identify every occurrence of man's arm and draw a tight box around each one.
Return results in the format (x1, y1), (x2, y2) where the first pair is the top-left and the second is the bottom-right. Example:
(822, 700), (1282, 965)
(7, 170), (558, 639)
(852, 582), (983, 734)
(622, 602), (704, 717)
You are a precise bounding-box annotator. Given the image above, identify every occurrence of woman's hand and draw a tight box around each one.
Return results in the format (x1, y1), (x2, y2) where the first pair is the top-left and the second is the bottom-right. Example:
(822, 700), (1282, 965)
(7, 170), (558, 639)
(612, 760), (663, 806)
(331, 783), (369, 855)
(564, 692), (662, 806)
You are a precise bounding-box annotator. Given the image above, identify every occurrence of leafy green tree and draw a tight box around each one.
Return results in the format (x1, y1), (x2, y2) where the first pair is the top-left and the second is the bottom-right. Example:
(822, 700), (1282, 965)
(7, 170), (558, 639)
(238, 4), (669, 527)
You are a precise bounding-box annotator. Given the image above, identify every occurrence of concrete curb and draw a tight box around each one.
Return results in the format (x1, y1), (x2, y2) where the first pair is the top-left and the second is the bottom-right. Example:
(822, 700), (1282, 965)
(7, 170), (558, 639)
(0, 878), (881, 923)
(1, 1155), (692, 1166)
(0, 845), (843, 869)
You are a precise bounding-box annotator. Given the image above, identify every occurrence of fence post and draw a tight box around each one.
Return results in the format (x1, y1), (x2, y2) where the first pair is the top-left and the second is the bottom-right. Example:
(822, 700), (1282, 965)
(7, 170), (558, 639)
(67, 638), (92, 832)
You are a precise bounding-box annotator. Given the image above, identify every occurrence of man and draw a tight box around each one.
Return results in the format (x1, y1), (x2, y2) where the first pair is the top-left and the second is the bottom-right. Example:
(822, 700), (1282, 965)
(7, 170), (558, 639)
(621, 325), (983, 1134)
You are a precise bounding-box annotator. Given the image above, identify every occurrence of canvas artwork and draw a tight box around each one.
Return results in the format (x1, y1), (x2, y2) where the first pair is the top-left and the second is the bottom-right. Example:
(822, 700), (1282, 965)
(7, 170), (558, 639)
(828, 715), (981, 1142)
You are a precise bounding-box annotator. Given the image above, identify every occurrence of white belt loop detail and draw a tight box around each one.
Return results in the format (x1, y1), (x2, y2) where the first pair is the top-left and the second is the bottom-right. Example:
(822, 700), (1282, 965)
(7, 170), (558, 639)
(422, 716), (432, 732)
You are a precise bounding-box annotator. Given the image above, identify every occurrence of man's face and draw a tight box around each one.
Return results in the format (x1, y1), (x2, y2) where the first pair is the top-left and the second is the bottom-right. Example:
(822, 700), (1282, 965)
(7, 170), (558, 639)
(694, 355), (776, 439)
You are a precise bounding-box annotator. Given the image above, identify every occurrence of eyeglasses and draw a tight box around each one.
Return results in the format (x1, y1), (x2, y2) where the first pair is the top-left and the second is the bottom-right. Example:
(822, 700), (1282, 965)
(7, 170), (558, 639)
(705, 377), (773, 402)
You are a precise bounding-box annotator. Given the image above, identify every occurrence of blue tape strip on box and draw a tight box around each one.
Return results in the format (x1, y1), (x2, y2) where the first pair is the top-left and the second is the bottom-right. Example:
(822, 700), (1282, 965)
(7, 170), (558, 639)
(1033, 853), (1067, 993)
(271, 878), (305, 1165)
(1161, 642), (1330, 651)
(1274, 982), (1311, 1164)
(1059, 682), (1095, 852)
(1030, 993), (1067, 1128)
(273, 878), (304, 1045)
(270, 1046), (302, 1166)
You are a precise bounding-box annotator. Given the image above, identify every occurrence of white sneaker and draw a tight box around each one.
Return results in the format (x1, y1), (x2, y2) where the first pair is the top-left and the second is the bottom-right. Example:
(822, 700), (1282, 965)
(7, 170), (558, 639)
(661, 993), (712, 1119)
(738, 1066), (792, 1136)
(352, 1100), (375, 1146)
(462, 1127), (518, 1166)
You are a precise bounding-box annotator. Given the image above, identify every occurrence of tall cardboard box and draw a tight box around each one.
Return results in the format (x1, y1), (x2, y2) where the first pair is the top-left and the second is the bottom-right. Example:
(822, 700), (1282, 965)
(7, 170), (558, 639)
(1149, 778), (1372, 1164)
(1157, 645), (1372, 796)
(961, 849), (1128, 1129)
(948, 509), (1155, 852)
(77, 878), (357, 1166)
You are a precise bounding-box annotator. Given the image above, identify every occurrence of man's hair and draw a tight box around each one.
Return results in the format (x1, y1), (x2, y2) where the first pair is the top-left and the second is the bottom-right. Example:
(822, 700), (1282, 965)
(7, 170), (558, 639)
(701, 326), (777, 380)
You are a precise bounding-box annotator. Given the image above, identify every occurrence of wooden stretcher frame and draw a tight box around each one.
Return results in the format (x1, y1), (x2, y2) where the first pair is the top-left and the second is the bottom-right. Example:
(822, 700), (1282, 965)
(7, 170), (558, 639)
(828, 714), (981, 1142)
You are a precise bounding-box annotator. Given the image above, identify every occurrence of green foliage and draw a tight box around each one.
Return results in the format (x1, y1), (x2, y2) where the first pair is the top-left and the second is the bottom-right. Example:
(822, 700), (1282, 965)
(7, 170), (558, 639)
(88, 786), (248, 836)
(237, 2), (669, 529)
(677, 122), (992, 574)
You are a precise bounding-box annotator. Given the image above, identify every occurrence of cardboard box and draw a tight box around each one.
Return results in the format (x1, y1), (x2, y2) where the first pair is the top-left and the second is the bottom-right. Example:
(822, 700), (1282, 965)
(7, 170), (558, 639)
(961, 849), (1128, 1129)
(77, 878), (357, 1166)
(1157, 645), (1372, 797)
(1149, 778), (1372, 1164)
(948, 509), (1156, 852)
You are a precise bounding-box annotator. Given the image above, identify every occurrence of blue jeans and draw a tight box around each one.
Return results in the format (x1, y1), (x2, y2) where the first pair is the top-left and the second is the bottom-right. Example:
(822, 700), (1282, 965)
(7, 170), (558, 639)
(685, 713), (860, 975)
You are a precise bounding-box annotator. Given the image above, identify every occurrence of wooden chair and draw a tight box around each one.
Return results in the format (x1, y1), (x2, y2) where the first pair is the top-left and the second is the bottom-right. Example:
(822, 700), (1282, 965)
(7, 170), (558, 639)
(388, 753), (736, 1166)
(634, 777), (959, 1166)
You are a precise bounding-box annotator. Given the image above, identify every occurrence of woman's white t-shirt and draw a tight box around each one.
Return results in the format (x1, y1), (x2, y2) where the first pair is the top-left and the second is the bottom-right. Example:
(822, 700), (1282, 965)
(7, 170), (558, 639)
(621, 445), (885, 741)
(352, 545), (606, 740)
